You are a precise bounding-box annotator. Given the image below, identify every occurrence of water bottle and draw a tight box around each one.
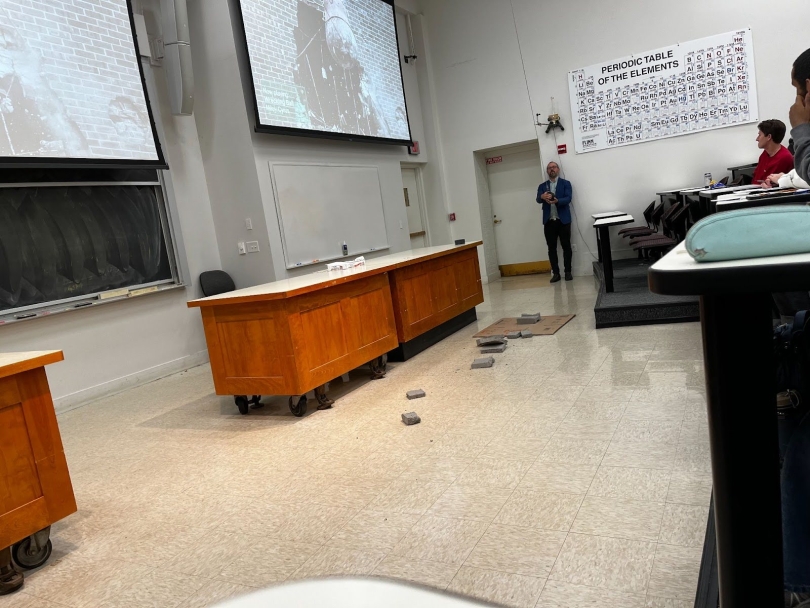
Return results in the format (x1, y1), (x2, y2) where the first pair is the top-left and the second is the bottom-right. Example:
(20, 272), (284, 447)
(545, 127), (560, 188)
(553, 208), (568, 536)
(704, 173), (712, 187)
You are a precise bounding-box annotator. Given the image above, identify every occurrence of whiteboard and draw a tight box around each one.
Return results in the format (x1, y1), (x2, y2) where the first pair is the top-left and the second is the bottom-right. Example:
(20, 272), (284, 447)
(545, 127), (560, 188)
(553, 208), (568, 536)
(270, 163), (390, 268)
(568, 29), (758, 154)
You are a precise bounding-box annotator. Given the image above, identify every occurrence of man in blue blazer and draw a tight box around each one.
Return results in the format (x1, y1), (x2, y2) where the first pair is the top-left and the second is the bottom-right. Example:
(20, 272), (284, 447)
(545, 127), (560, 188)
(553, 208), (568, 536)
(536, 161), (573, 282)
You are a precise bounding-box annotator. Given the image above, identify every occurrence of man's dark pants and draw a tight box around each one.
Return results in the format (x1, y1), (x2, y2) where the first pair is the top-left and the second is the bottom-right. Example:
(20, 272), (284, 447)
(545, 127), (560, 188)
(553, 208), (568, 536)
(544, 220), (572, 275)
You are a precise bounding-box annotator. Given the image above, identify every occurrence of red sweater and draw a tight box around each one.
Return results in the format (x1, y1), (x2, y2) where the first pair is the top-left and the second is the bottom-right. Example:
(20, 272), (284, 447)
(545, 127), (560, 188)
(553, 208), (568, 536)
(753, 146), (794, 184)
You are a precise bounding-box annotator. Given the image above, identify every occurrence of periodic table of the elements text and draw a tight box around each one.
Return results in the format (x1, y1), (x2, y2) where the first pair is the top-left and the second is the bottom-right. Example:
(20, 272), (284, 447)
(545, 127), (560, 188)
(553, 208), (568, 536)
(568, 29), (758, 154)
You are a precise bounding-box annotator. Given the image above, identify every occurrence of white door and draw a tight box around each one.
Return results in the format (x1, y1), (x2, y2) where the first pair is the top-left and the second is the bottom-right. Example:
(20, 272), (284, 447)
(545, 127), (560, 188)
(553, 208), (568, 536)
(486, 145), (547, 267)
(402, 168), (426, 249)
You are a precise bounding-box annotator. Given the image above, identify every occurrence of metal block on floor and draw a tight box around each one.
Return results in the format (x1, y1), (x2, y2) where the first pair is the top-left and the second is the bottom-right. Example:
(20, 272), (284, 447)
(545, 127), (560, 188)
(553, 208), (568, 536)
(471, 356), (495, 369)
(401, 411), (421, 425)
(406, 389), (426, 400)
(481, 344), (507, 354)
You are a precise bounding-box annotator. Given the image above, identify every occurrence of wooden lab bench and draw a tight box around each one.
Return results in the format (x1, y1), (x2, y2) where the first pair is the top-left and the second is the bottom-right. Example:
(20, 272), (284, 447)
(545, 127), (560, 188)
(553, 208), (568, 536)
(0, 351), (75, 594)
(189, 243), (484, 416)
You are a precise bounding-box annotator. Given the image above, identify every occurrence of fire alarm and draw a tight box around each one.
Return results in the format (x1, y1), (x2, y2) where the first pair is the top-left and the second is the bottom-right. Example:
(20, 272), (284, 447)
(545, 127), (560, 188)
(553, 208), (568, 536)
(448, 213), (456, 221)
(408, 141), (420, 155)
(557, 144), (567, 154)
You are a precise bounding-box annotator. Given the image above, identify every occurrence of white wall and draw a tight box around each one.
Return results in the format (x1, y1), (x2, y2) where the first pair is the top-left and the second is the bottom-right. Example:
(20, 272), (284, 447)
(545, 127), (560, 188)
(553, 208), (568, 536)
(419, 0), (538, 274)
(407, 13), (453, 247)
(421, 0), (810, 275)
(0, 14), (221, 411)
(189, 0), (277, 288)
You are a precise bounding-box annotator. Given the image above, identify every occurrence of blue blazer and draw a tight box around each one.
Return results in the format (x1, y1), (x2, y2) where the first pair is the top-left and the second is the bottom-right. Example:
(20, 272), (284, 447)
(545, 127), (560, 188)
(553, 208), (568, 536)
(536, 178), (572, 225)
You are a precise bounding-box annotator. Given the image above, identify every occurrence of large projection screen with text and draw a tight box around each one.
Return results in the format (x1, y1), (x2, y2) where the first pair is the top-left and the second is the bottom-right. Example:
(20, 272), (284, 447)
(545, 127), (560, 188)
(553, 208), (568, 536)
(0, 0), (163, 166)
(237, 0), (412, 145)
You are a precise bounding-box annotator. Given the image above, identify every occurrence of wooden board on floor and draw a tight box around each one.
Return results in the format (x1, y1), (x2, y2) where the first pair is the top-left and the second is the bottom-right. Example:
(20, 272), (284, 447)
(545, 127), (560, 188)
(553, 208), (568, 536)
(473, 315), (576, 337)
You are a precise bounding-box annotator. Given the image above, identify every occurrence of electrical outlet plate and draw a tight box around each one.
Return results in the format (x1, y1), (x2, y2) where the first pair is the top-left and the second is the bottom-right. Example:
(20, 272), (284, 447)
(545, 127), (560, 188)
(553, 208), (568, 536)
(247, 241), (260, 253)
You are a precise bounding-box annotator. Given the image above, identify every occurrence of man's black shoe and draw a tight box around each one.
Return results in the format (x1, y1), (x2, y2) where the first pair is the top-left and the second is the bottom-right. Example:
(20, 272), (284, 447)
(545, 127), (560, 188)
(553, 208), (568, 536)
(565, 272), (573, 281)
(550, 274), (561, 283)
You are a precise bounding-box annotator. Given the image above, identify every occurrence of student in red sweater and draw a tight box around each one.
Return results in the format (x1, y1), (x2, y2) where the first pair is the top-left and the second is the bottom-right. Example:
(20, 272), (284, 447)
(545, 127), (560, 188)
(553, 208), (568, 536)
(753, 119), (794, 184)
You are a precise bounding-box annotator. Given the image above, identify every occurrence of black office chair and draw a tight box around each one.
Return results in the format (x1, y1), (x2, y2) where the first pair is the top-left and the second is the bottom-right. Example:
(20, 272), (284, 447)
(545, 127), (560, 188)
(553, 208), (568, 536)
(200, 270), (236, 297)
(629, 202), (682, 248)
(618, 201), (657, 238)
(634, 203), (691, 259)
(198, 270), (262, 414)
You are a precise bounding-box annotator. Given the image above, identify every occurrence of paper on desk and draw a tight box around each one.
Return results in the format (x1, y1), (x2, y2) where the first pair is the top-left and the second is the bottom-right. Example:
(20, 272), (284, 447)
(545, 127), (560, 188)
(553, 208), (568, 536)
(326, 257), (366, 271)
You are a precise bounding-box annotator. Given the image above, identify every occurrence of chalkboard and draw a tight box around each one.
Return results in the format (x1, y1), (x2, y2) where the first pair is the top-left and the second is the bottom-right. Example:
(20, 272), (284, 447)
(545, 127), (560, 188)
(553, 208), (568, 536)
(0, 185), (173, 312)
(270, 163), (390, 268)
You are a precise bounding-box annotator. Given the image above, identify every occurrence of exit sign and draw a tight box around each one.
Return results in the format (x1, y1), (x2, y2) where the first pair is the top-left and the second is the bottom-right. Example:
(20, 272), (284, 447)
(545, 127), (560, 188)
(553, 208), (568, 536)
(486, 156), (502, 165)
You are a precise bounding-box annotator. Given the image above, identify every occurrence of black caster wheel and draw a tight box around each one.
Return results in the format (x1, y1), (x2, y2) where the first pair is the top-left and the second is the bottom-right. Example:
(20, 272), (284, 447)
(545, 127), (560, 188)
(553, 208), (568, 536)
(234, 395), (250, 415)
(0, 546), (23, 595)
(249, 395), (264, 409)
(369, 353), (388, 379)
(288, 395), (307, 417)
(12, 538), (52, 570)
(314, 385), (334, 410)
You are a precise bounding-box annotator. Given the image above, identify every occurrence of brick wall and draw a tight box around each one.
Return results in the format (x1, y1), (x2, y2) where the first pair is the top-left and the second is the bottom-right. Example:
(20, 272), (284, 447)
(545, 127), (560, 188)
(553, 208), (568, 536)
(1, 0), (158, 160)
(241, 0), (409, 139)
(343, 0), (409, 139)
(240, 0), (300, 127)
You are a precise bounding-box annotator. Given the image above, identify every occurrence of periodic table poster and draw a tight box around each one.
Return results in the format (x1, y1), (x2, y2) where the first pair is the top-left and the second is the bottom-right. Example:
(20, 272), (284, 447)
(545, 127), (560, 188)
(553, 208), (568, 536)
(568, 29), (758, 154)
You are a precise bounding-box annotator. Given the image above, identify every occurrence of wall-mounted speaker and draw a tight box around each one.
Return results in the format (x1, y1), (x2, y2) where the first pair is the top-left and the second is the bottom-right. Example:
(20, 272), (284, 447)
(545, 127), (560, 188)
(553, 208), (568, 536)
(162, 0), (194, 115)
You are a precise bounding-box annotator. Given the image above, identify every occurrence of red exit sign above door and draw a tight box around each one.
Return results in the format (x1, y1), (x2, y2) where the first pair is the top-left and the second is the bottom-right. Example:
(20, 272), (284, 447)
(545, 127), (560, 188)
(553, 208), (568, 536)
(486, 156), (503, 165)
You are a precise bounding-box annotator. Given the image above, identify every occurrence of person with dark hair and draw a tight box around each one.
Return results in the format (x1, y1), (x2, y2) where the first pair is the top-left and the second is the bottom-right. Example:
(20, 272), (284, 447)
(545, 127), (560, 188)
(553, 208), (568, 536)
(790, 48), (810, 185)
(753, 119), (794, 184)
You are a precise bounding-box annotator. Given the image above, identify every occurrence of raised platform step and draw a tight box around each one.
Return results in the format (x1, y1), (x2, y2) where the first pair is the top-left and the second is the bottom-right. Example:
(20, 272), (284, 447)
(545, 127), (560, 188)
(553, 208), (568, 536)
(594, 259), (700, 329)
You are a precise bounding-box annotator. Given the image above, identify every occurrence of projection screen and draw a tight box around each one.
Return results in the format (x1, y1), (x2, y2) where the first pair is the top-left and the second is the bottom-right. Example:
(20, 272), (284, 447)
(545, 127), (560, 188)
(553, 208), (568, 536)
(0, 0), (163, 167)
(236, 0), (412, 145)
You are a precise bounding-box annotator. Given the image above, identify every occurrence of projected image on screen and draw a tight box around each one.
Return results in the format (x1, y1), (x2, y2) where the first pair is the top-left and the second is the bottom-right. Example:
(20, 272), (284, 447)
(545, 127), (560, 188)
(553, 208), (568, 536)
(240, 0), (411, 142)
(0, 0), (160, 162)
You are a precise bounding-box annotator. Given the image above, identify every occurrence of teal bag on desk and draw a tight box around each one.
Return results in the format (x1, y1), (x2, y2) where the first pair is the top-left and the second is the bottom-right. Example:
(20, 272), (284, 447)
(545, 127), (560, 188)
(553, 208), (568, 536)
(686, 205), (810, 262)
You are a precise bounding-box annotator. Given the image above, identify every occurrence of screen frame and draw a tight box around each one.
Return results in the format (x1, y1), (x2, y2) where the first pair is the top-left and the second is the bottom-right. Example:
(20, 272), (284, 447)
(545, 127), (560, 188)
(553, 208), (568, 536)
(233, 0), (414, 147)
(0, 0), (167, 170)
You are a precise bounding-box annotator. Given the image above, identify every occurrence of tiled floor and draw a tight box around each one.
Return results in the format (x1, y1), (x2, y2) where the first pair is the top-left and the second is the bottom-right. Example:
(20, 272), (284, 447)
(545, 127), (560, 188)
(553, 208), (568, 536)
(8, 274), (711, 608)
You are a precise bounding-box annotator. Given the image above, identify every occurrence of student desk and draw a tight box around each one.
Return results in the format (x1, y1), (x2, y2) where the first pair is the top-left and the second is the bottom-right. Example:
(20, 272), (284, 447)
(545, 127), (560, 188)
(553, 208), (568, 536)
(648, 242), (810, 607)
(698, 184), (761, 214)
(728, 162), (757, 183)
(0, 351), (75, 579)
(656, 187), (700, 208)
(714, 188), (810, 212)
(591, 211), (626, 219)
(592, 212), (627, 262)
(593, 214), (634, 293)
(189, 243), (484, 416)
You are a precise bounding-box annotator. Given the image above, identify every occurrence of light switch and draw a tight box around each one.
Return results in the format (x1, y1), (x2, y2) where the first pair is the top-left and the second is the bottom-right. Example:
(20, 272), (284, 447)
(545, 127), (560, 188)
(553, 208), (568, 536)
(245, 218), (253, 230)
(238, 242), (247, 255)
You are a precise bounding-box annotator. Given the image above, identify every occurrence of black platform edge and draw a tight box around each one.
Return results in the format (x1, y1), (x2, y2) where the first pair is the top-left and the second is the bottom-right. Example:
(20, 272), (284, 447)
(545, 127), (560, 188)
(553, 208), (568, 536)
(388, 308), (478, 362)
(593, 261), (700, 329)
(595, 305), (701, 329)
(694, 496), (719, 608)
